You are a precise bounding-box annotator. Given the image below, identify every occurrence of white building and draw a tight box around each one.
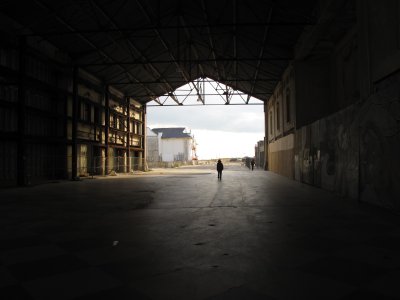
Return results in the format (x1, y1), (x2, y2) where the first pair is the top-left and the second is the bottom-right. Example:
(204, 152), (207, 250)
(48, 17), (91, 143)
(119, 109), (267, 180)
(147, 127), (197, 163)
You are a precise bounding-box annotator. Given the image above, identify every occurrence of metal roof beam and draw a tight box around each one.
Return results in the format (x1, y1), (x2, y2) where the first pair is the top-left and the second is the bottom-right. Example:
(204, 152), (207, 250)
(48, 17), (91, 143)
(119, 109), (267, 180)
(147, 103), (264, 107)
(152, 97), (162, 105)
(135, 0), (202, 101)
(179, 16), (205, 77)
(247, 5), (274, 103)
(21, 22), (316, 37)
(32, 0), (157, 101)
(127, 92), (272, 97)
(200, 0), (224, 82)
(89, 1), (180, 105)
(78, 57), (292, 67)
(190, 39), (286, 79)
(107, 78), (279, 85)
(179, 16), (205, 104)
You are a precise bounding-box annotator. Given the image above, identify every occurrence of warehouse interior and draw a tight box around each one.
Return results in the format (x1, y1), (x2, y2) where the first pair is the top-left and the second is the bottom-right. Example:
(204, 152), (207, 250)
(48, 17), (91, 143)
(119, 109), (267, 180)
(1, 0), (400, 298)
(1, 0), (399, 210)
(1, 0), (317, 187)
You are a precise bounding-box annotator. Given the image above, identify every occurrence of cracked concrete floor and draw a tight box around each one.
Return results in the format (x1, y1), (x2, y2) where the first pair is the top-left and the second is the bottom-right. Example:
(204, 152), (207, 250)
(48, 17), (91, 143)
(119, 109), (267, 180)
(1, 164), (400, 300)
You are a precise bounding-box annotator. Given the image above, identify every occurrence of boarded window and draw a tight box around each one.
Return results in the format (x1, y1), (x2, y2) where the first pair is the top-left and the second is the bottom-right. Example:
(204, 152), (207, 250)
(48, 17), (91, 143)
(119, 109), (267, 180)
(80, 102), (91, 122)
(286, 89), (291, 123)
(94, 107), (100, 124)
(276, 103), (280, 131)
(269, 111), (273, 135)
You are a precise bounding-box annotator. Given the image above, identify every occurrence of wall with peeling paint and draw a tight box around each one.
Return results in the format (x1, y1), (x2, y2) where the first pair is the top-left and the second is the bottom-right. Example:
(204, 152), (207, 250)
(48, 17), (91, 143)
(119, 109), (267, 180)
(294, 105), (359, 199)
(265, 1), (400, 210)
(358, 75), (400, 209)
(292, 74), (400, 209)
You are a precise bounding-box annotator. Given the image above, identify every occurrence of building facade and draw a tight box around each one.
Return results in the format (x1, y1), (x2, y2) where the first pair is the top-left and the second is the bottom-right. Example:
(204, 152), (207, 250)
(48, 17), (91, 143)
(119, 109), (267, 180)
(70, 73), (146, 177)
(150, 128), (197, 163)
(0, 42), (145, 186)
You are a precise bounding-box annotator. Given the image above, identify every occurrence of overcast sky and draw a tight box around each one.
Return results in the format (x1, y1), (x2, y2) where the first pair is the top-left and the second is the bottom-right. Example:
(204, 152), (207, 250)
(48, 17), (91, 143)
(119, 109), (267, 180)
(147, 104), (265, 159)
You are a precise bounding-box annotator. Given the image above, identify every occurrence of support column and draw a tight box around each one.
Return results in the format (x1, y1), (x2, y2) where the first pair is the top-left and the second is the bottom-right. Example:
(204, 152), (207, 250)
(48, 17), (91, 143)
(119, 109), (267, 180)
(264, 100), (269, 170)
(17, 37), (27, 186)
(357, 0), (372, 100)
(126, 97), (131, 173)
(71, 66), (78, 179)
(104, 85), (110, 175)
(142, 105), (147, 171)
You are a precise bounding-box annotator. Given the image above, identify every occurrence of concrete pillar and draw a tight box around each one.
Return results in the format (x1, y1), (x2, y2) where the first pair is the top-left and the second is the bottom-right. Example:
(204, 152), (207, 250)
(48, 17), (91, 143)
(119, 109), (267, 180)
(104, 85), (109, 175)
(357, 0), (372, 100)
(126, 97), (130, 173)
(17, 37), (27, 186)
(71, 67), (78, 180)
(138, 151), (143, 170)
(143, 105), (147, 171)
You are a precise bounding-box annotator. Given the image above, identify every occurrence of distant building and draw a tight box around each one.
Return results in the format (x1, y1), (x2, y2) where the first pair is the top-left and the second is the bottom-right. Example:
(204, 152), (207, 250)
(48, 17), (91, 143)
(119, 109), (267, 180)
(255, 140), (265, 169)
(147, 127), (197, 163)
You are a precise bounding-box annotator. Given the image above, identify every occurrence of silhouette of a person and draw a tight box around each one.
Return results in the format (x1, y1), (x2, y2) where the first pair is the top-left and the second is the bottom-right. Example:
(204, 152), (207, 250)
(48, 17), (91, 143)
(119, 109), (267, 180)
(217, 159), (224, 180)
(251, 159), (255, 171)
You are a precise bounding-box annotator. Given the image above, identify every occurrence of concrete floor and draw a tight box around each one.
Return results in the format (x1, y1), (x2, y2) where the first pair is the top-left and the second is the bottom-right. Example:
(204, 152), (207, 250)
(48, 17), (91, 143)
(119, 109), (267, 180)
(1, 164), (400, 300)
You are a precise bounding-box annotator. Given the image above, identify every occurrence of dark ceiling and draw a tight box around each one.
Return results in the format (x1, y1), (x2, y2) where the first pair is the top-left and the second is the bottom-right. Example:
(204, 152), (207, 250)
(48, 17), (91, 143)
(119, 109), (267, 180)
(0, 0), (318, 104)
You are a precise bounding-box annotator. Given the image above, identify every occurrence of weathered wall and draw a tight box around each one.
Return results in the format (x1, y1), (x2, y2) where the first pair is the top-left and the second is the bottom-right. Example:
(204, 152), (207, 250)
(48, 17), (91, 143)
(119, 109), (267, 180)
(263, 0), (400, 211)
(367, 0), (400, 83)
(353, 0), (400, 209)
(293, 72), (400, 209)
(294, 105), (359, 199)
(319, 107), (359, 198)
(269, 134), (295, 179)
(292, 5), (360, 199)
(294, 57), (331, 128)
(358, 73), (400, 209)
(267, 65), (295, 143)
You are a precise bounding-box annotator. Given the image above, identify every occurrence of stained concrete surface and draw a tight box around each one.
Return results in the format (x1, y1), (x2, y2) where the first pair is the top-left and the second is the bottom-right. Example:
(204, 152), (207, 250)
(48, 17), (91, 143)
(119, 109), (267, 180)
(1, 164), (400, 299)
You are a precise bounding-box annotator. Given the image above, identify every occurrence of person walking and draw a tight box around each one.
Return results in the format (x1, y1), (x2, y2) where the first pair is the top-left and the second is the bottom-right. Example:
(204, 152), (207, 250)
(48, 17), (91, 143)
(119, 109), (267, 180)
(217, 159), (224, 180)
(251, 158), (255, 171)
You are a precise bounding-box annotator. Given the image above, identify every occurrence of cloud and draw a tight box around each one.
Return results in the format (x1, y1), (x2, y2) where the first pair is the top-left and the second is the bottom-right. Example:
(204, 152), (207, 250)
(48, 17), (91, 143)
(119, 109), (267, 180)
(147, 105), (265, 159)
(193, 129), (264, 159)
(147, 104), (264, 133)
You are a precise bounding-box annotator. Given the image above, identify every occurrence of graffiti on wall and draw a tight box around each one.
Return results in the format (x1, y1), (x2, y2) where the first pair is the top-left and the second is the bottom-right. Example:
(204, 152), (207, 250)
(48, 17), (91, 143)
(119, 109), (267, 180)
(358, 82), (400, 209)
(294, 78), (400, 209)
(295, 105), (359, 199)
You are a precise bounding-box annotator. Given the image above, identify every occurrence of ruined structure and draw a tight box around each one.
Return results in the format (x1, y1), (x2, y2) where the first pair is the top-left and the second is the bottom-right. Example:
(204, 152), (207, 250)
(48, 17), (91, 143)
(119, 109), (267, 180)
(0, 0), (399, 210)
